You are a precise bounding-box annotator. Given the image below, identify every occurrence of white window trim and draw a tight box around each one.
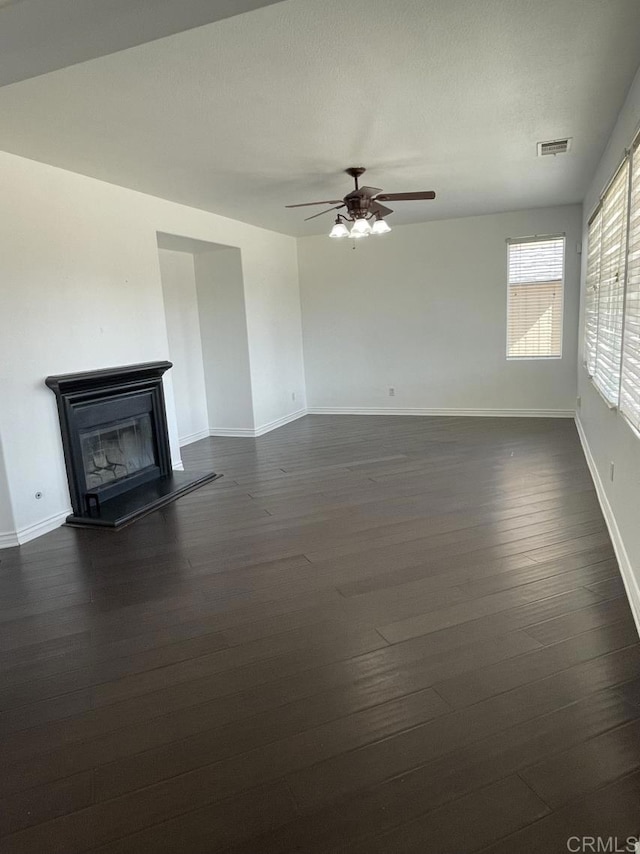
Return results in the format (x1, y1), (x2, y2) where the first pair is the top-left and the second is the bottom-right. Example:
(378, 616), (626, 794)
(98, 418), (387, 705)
(505, 233), (566, 361)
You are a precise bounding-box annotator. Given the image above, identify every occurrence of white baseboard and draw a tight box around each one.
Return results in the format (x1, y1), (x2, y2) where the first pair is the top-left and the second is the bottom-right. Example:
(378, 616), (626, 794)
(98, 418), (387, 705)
(254, 408), (307, 437)
(0, 530), (19, 549)
(172, 460), (184, 471)
(179, 428), (210, 447)
(207, 408), (575, 438)
(575, 414), (640, 637)
(209, 409), (307, 439)
(306, 407), (575, 418)
(0, 510), (71, 549)
(209, 426), (256, 438)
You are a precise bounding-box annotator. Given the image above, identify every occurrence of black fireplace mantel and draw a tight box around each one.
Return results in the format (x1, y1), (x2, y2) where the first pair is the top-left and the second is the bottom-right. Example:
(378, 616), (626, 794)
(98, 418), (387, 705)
(46, 361), (220, 529)
(45, 361), (174, 396)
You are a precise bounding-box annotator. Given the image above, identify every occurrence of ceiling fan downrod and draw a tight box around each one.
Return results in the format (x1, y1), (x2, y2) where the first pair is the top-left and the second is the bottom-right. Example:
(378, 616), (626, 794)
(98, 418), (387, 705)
(345, 166), (366, 192)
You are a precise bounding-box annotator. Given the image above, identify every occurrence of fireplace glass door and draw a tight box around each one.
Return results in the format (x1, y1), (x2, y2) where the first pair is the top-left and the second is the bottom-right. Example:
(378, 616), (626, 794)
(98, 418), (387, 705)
(80, 414), (156, 490)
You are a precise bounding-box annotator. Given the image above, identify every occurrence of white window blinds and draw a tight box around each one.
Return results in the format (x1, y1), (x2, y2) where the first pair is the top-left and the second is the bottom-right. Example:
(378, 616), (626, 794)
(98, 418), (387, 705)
(593, 159), (630, 405)
(584, 211), (602, 377)
(621, 142), (640, 431)
(507, 236), (564, 359)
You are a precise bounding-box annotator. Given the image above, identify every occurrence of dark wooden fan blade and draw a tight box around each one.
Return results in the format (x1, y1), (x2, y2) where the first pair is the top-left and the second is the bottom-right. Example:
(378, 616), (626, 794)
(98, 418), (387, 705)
(375, 191), (436, 202)
(285, 200), (343, 208)
(357, 186), (383, 197)
(370, 201), (393, 218)
(304, 205), (344, 221)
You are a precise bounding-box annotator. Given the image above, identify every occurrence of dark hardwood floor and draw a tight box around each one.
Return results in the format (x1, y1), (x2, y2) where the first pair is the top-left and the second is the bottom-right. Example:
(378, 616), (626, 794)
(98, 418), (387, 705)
(0, 415), (638, 853)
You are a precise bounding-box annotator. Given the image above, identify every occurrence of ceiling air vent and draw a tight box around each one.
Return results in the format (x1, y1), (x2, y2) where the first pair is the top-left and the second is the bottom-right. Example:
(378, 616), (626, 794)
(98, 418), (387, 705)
(537, 138), (572, 157)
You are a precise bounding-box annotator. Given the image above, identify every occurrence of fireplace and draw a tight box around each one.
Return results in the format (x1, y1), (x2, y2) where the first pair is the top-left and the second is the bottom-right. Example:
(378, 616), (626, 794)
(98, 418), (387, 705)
(46, 361), (219, 528)
(81, 414), (155, 492)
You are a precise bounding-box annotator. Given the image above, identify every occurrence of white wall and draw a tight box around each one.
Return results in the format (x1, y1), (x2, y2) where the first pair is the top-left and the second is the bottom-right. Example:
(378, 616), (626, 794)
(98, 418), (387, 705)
(194, 248), (255, 433)
(298, 206), (582, 415)
(0, 436), (17, 547)
(158, 248), (209, 445)
(576, 66), (640, 610)
(243, 232), (307, 430)
(0, 150), (305, 544)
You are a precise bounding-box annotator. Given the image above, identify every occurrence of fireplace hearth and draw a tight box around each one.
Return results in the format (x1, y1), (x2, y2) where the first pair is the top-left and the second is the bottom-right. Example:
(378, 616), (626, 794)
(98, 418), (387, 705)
(46, 361), (220, 528)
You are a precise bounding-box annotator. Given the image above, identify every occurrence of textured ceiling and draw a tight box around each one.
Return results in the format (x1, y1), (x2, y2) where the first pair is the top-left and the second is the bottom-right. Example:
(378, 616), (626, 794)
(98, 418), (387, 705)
(1, 0), (639, 236)
(0, 0), (285, 86)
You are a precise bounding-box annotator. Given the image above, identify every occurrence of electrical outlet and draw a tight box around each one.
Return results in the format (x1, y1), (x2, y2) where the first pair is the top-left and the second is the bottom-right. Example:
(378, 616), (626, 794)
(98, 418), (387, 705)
(576, 396), (581, 409)
(388, 387), (395, 397)
(610, 462), (615, 482)
(291, 392), (296, 401)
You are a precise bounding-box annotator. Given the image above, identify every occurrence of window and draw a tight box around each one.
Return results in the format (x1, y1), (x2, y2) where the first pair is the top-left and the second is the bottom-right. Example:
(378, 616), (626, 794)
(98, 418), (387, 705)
(592, 160), (630, 405)
(584, 210), (602, 377)
(507, 236), (565, 359)
(621, 139), (640, 431)
(583, 157), (630, 407)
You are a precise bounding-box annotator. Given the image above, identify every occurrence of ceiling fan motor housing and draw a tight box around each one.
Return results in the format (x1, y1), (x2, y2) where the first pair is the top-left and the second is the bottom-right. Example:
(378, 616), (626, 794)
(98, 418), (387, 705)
(344, 191), (372, 219)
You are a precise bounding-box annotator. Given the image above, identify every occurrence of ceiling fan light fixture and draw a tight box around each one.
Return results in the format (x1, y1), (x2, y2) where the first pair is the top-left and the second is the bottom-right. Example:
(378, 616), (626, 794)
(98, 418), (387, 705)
(371, 216), (391, 235)
(289, 167), (436, 236)
(329, 217), (350, 238)
(350, 217), (372, 237)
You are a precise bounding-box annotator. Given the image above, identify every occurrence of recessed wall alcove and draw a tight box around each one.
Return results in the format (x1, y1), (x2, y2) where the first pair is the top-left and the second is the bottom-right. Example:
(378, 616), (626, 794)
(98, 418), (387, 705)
(156, 233), (255, 443)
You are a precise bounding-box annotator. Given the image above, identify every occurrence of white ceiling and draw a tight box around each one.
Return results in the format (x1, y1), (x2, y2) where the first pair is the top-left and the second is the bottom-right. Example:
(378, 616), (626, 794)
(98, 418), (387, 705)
(1, 0), (639, 236)
(0, 0), (285, 86)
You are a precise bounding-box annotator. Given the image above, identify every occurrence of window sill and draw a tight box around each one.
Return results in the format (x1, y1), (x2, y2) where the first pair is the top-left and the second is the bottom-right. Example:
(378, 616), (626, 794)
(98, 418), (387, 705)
(587, 375), (618, 410)
(506, 356), (562, 362)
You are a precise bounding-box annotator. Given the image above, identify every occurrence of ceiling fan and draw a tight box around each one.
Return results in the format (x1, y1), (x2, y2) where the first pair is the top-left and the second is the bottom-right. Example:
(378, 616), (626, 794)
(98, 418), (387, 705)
(286, 167), (436, 238)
